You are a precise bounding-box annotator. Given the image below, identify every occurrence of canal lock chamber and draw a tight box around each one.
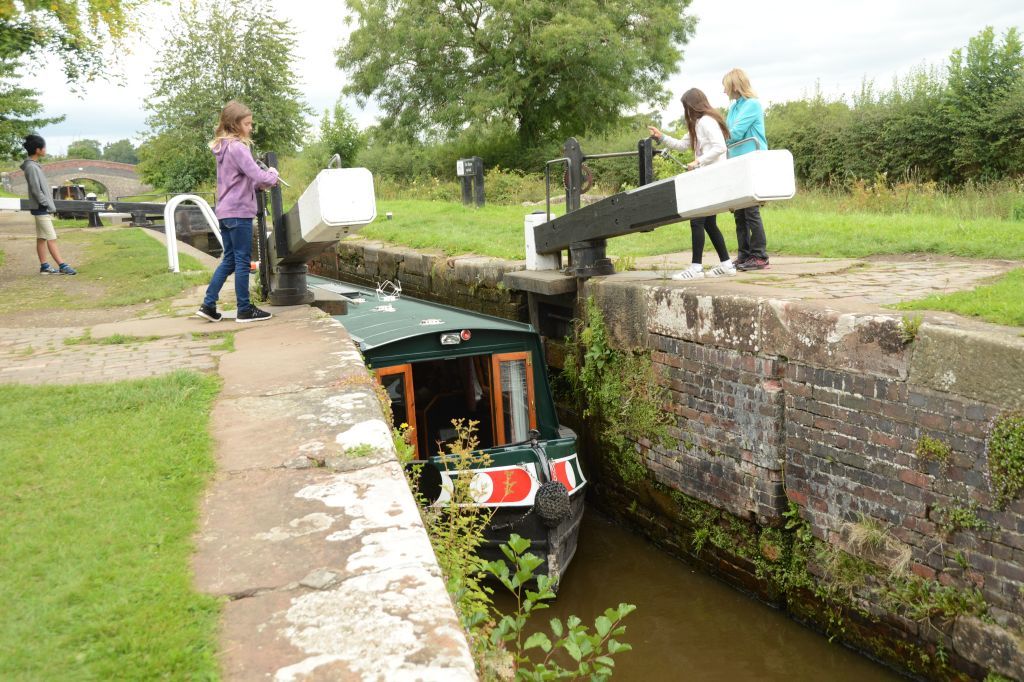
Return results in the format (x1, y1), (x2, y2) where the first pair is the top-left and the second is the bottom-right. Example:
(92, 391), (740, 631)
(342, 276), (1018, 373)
(321, 238), (1024, 682)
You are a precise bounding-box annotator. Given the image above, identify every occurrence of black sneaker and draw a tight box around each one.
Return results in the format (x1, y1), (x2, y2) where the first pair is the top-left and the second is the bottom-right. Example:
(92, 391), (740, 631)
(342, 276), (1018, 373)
(40, 263), (58, 274)
(736, 257), (770, 271)
(196, 304), (223, 322)
(236, 305), (272, 323)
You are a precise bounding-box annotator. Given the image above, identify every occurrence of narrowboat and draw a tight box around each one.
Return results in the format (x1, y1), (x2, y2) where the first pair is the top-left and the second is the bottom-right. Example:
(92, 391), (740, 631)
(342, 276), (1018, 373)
(307, 275), (586, 586)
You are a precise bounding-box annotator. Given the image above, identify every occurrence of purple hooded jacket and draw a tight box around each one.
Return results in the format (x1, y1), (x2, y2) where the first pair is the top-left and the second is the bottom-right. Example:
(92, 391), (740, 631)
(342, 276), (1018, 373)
(212, 139), (279, 219)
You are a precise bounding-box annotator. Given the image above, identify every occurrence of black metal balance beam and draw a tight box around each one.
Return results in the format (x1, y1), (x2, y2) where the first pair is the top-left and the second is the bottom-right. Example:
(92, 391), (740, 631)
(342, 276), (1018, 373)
(532, 178), (681, 255)
(19, 199), (166, 216)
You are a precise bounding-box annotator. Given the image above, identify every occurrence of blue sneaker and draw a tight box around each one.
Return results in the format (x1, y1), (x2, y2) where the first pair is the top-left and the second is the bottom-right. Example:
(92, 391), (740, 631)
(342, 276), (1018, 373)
(58, 263), (77, 275)
(40, 263), (58, 274)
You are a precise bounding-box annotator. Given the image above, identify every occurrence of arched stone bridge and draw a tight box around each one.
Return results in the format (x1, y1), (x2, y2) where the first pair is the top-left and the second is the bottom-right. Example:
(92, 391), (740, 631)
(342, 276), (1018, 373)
(2, 159), (153, 200)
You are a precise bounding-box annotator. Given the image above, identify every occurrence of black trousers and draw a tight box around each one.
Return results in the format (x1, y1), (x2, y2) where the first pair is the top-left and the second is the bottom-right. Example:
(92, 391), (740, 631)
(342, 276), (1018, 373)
(734, 206), (767, 260)
(690, 215), (730, 264)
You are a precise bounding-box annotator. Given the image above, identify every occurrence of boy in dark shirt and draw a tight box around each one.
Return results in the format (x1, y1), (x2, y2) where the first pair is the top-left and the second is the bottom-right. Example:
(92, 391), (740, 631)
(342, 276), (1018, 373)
(21, 134), (76, 275)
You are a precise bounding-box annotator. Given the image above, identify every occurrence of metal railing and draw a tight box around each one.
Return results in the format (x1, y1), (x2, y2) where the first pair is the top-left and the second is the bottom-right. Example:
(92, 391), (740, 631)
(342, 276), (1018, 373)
(163, 195), (221, 272)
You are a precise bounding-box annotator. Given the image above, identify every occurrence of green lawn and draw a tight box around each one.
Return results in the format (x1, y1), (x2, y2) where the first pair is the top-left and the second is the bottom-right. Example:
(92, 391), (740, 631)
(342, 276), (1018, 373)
(363, 199), (1024, 262)
(365, 199), (564, 258)
(0, 228), (210, 314)
(895, 268), (1024, 328)
(0, 372), (222, 680)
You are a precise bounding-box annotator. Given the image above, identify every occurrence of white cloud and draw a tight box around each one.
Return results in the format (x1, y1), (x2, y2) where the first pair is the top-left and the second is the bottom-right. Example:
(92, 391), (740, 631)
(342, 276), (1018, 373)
(25, 0), (1024, 154)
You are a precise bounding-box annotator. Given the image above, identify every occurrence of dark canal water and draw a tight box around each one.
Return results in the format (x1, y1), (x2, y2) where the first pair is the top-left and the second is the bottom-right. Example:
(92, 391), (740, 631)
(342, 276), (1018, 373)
(528, 512), (903, 681)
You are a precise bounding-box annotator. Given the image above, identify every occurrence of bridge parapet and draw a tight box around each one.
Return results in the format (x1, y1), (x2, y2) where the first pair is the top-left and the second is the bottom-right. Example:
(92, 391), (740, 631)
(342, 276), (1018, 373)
(4, 159), (152, 199)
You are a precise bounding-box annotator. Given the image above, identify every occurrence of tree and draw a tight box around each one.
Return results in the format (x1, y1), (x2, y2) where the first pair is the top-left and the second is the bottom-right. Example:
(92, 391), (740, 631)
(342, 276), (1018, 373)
(0, 59), (64, 159)
(337, 0), (695, 149)
(102, 138), (138, 164)
(1, 1), (150, 82)
(67, 138), (102, 159)
(138, 0), (309, 192)
(946, 26), (1024, 180)
(309, 100), (362, 169)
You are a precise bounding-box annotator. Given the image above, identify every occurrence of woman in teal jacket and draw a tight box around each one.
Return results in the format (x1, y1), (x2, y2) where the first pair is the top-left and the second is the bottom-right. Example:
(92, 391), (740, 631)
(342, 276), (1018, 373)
(723, 68), (770, 271)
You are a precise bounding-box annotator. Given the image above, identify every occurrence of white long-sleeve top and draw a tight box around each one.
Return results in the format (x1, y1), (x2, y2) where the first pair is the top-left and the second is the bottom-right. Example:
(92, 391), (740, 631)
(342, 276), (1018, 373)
(659, 116), (727, 167)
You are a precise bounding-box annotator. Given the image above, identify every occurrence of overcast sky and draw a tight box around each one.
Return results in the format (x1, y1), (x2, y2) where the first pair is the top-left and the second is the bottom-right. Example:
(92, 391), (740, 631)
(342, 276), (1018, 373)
(31, 0), (1024, 154)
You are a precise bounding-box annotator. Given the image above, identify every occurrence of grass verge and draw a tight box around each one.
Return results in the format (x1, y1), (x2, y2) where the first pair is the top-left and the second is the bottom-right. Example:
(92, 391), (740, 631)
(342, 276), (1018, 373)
(894, 268), (1024, 328)
(360, 199), (1023, 262)
(0, 371), (222, 679)
(0, 228), (209, 315)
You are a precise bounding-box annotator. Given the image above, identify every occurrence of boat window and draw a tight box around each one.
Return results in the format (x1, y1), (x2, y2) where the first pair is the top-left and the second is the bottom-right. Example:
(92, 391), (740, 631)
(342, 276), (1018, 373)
(491, 352), (537, 444)
(376, 365), (417, 457)
(410, 357), (496, 456)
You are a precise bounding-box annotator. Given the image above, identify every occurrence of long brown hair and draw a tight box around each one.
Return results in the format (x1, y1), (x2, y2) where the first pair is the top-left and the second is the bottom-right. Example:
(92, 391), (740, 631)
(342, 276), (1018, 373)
(682, 88), (729, 148)
(209, 100), (253, 151)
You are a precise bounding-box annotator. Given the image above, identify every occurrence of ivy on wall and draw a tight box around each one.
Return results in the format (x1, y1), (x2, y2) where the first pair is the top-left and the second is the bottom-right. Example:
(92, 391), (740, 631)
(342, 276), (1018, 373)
(562, 297), (677, 483)
(987, 410), (1024, 509)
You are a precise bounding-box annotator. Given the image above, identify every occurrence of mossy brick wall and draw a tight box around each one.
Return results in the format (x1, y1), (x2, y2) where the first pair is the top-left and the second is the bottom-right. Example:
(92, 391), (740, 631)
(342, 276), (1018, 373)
(589, 278), (1024, 680)
(310, 240), (526, 320)
(784, 367), (1024, 616)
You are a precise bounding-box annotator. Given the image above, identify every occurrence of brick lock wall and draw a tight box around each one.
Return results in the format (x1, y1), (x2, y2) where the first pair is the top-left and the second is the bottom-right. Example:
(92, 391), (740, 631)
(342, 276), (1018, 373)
(588, 278), (1024, 678)
(784, 365), (1022, 616)
(650, 334), (787, 524)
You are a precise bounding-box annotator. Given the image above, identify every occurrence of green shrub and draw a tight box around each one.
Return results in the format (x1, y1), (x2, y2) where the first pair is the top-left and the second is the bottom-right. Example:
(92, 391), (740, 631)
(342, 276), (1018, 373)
(483, 167), (547, 204)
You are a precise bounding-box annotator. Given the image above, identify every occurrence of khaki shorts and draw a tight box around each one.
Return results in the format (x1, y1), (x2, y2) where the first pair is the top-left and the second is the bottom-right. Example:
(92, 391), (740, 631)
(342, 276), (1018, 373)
(34, 214), (57, 241)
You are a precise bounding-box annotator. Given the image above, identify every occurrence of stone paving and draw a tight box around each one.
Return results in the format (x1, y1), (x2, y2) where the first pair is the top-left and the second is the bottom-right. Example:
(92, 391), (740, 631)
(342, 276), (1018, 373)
(0, 325), (222, 384)
(630, 252), (1017, 307)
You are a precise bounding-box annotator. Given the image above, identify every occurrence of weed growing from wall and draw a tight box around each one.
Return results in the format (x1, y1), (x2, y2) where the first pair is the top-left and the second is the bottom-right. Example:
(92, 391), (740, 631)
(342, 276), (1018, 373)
(879, 574), (988, 629)
(932, 500), (993, 538)
(563, 297), (677, 483)
(986, 410), (1024, 509)
(915, 435), (952, 471)
(485, 535), (636, 679)
(664, 488), (991, 647)
(899, 314), (923, 344)
(843, 513), (912, 578)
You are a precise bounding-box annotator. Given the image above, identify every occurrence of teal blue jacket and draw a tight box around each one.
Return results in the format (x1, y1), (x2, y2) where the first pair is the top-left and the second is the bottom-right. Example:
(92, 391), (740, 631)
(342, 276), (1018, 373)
(725, 97), (768, 157)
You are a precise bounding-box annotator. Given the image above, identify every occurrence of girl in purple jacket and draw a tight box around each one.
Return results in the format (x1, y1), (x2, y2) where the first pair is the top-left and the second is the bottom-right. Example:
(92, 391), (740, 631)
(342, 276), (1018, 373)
(196, 100), (279, 323)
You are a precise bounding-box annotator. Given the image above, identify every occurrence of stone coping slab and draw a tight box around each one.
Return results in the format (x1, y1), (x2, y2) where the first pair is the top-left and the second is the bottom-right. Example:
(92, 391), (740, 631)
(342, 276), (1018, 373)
(195, 308), (477, 680)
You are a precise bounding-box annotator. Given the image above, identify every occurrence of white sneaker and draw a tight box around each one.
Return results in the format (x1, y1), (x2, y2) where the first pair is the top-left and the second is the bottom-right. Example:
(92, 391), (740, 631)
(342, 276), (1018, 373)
(671, 264), (704, 280)
(707, 261), (737, 277)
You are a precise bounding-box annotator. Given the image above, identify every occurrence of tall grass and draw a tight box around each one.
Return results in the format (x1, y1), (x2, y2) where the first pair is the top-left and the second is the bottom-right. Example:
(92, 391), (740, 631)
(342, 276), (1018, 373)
(785, 177), (1024, 222)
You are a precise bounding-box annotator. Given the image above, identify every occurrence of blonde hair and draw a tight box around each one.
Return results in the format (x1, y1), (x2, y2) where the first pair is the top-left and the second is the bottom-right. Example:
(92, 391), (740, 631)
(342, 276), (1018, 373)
(722, 69), (757, 99)
(209, 100), (253, 151)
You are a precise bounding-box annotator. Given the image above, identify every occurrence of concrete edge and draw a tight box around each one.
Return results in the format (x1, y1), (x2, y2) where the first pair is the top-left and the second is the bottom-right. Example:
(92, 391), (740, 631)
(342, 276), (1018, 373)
(909, 323), (1024, 409)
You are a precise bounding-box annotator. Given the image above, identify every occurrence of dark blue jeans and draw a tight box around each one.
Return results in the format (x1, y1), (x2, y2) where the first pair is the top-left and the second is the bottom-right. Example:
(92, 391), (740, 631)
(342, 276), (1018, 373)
(203, 218), (253, 311)
(734, 205), (768, 260)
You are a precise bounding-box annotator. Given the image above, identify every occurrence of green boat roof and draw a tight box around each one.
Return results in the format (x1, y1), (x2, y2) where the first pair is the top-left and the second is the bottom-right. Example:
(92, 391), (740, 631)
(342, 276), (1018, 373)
(307, 275), (534, 351)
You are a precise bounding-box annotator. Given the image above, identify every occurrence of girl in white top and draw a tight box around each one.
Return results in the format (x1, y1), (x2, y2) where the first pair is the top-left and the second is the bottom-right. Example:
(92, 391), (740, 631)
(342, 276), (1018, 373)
(648, 87), (736, 279)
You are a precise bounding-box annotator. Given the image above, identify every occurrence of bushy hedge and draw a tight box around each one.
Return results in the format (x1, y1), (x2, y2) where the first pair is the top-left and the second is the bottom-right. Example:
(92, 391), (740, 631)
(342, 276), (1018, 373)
(767, 27), (1024, 187)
